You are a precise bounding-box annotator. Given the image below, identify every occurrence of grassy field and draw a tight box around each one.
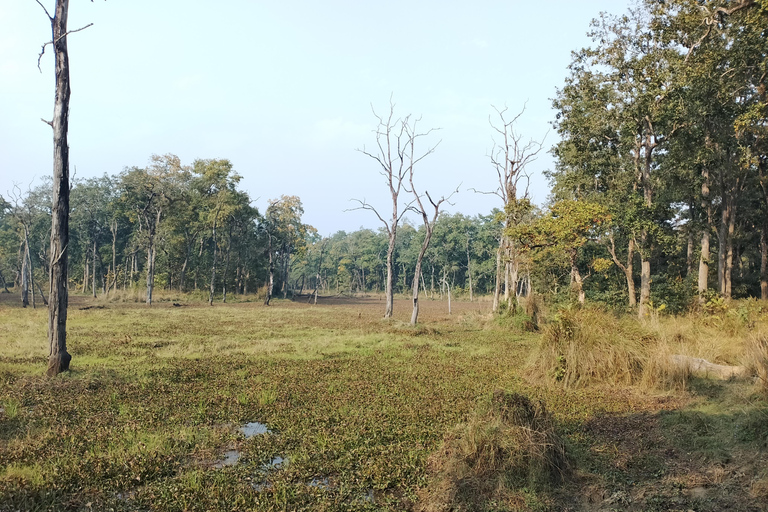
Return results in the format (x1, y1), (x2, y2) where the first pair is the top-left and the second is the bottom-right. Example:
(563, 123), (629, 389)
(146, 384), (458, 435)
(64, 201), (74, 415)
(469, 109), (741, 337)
(1, 292), (768, 511)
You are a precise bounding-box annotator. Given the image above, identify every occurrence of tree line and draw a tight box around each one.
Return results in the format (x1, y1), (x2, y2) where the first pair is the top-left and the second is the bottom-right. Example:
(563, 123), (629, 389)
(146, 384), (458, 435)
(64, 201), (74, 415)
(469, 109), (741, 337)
(6, 0), (766, 335)
(0, 163), (506, 308)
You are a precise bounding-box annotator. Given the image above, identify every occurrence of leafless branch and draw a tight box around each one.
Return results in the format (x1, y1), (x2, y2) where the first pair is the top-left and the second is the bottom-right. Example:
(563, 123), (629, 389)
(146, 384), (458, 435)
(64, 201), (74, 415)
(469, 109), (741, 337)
(41, 118), (53, 128)
(38, 23), (94, 72)
(35, 0), (52, 21)
(345, 199), (391, 235)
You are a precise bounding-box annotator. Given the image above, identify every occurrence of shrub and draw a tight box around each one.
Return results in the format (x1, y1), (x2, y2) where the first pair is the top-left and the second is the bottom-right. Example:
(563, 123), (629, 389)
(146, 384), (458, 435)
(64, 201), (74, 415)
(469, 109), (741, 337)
(417, 391), (569, 511)
(527, 306), (653, 388)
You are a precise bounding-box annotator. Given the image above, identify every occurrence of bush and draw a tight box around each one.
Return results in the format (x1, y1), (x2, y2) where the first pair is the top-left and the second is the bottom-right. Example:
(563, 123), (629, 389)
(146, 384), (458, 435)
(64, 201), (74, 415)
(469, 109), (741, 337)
(417, 391), (569, 511)
(527, 306), (653, 388)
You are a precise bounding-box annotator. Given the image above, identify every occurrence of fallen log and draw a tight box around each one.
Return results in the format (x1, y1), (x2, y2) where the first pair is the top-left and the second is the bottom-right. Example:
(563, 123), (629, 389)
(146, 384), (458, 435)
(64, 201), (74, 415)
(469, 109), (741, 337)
(669, 354), (748, 380)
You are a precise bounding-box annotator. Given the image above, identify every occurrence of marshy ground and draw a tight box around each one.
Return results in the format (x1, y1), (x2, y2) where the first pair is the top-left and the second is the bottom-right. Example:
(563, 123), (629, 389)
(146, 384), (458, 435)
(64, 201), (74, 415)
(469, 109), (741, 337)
(1, 292), (767, 511)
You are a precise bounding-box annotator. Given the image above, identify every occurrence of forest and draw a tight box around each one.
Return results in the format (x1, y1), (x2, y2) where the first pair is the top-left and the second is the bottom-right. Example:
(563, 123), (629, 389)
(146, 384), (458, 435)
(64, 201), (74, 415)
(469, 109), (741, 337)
(2, 1), (766, 318)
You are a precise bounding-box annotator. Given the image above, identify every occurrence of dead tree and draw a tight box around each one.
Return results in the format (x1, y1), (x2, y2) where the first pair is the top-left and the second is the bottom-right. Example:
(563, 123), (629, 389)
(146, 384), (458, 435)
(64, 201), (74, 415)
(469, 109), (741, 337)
(473, 106), (543, 313)
(36, 0), (88, 375)
(407, 165), (456, 324)
(350, 100), (438, 318)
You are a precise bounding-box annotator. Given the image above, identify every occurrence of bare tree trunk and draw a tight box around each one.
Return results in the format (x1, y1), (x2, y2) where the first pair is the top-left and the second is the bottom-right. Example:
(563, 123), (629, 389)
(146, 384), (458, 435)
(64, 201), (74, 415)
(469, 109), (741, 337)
(21, 240), (30, 308)
(639, 237), (651, 317)
(0, 269), (10, 293)
(92, 238), (97, 298)
(442, 276), (452, 315)
(466, 235), (473, 302)
(761, 225), (768, 301)
(110, 219), (117, 294)
(698, 168), (712, 302)
(492, 244), (502, 312)
(83, 256), (89, 293)
(146, 243), (155, 305)
(570, 251), (585, 304)
(27, 236), (36, 309)
(385, 231), (395, 318)
(264, 231), (273, 306)
(718, 201), (728, 295)
(724, 197), (735, 299)
(146, 209), (161, 305)
(36, 279), (49, 306)
(222, 227), (232, 303)
(47, 0), (72, 376)
(281, 244), (290, 299)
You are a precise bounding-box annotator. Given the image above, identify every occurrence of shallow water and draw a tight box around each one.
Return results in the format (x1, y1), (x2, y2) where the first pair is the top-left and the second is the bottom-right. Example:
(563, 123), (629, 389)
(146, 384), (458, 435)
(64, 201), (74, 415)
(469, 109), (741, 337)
(214, 450), (241, 469)
(240, 422), (271, 437)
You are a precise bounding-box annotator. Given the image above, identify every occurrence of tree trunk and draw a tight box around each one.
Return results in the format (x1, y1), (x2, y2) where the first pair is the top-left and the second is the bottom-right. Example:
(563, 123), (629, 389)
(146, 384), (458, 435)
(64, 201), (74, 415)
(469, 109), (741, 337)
(639, 237), (651, 318)
(281, 244), (290, 299)
(27, 233), (37, 309)
(724, 197), (735, 299)
(0, 269), (10, 293)
(47, 0), (72, 376)
(110, 219), (117, 294)
(466, 237), (473, 302)
(492, 244), (502, 312)
(698, 168), (712, 302)
(222, 227), (232, 303)
(209, 215), (219, 306)
(410, 229), (432, 325)
(607, 235), (636, 308)
(21, 239), (30, 308)
(761, 225), (768, 301)
(570, 251), (585, 304)
(91, 238), (97, 298)
(264, 232), (273, 306)
(384, 228), (396, 318)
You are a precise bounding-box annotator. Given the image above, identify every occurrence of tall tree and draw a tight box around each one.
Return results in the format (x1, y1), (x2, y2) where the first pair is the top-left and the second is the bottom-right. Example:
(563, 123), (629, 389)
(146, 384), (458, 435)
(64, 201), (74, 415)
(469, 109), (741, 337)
(475, 106), (542, 312)
(36, 0), (96, 375)
(351, 101), (438, 318)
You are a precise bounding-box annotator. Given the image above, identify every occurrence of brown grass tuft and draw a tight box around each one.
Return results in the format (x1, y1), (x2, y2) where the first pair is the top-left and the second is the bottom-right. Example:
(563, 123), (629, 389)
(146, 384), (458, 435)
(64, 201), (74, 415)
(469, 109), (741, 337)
(745, 333), (768, 395)
(417, 391), (569, 512)
(527, 307), (653, 388)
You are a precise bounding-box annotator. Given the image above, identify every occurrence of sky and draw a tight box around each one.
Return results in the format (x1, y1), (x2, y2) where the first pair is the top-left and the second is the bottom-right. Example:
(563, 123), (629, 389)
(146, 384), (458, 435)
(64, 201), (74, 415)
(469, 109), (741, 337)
(0, 0), (630, 236)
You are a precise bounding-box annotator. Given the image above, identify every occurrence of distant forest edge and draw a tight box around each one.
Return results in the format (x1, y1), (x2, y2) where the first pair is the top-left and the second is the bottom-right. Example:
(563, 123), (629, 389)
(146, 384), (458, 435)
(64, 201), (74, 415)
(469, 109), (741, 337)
(1, 0), (766, 315)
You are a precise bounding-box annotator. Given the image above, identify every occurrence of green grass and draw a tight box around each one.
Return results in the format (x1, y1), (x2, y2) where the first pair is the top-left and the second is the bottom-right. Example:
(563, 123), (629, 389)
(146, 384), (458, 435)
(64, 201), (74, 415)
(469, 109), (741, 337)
(1, 296), (768, 511)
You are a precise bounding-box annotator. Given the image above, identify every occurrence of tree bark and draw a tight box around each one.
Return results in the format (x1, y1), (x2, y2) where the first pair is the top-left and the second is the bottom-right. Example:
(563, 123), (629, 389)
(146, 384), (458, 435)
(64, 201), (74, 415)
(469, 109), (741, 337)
(47, 0), (72, 376)
(264, 230), (273, 306)
(145, 208), (161, 305)
(761, 225), (768, 301)
(698, 168), (712, 301)
(607, 235), (636, 308)
(21, 239), (30, 308)
(91, 237), (97, 298)
(384, 226), (396, 318)
(492, 243), (502, 312)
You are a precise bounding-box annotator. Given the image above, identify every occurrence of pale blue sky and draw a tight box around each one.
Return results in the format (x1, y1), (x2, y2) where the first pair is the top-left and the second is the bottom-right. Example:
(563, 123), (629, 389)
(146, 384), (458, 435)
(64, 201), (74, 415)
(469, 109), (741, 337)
(1, 0), (628, 235)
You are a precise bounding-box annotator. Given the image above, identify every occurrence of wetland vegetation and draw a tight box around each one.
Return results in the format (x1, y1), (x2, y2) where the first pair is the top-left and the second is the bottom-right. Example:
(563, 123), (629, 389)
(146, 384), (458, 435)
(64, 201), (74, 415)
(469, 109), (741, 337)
(2, 292), (768, 511)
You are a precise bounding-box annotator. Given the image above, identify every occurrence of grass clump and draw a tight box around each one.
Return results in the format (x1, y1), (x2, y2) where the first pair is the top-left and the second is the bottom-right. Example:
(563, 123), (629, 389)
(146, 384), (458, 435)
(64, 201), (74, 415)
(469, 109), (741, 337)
(417, 390), (569, 511)
(528, 307), (655, 388)
(745, 332), (768, 396)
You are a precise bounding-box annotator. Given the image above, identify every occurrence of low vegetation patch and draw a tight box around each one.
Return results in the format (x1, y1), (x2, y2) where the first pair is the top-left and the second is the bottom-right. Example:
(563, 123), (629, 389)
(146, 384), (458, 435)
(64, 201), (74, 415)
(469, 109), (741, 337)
(417, 390), (569, 511)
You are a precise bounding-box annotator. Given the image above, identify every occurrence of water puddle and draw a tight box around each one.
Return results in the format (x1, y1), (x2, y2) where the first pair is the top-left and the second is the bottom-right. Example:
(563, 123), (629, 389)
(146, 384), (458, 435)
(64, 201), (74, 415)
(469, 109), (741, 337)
(240, 422), (271, 437)
(213, 450), (241, 469)
(308, 477), (332, 489)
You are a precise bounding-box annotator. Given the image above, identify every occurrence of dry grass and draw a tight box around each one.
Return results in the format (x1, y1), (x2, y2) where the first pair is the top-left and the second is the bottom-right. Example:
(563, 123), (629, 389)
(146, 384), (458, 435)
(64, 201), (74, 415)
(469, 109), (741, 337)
(527, 307), (652, 388)
(527, 304), (768, 392)
(745, 332), (768, 395)
(417, 390), (569, 512)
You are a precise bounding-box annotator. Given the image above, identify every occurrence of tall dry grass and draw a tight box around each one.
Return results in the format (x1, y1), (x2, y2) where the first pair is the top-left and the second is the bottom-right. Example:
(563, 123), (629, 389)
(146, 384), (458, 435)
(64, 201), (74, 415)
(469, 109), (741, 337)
(417, 390), (569, 511)
(527, 302), (768, 392)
